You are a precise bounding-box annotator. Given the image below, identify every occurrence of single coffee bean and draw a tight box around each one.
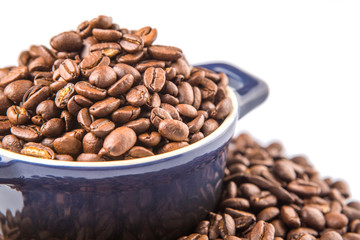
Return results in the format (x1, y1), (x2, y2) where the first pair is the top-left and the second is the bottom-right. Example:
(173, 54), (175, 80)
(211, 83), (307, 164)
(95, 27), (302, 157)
(158, 119), (189, 142)
(98, 127), (137, 158)
(319, 231), (343, 240)
(53, 136), (82, 157)
(36, 100), (60, 121)
(60, 110), (75, 131)
(55, 83), (75, 108)
(75, 81), (107, 101)
(50, 79), (67, 93)
(123, 118), (151, 134)
(201, 118), (219, 137)
(189, 131), (204, 144)
(77, 108), (94, 132)
(193, 86), (202, 110)
(162, 80), (178, 96)
(138, 131), (162, 147)
(157, 141), (189, 154)
(257, 207), (280, 222)
(76, 153), (103, 162)
(41, 137), (55, 149)
(171, 57), (191, 79)
(113, 63), (141, 83)
(22, 85), (51, 110)
(147, 45), (182, 61)
(274, 160), (297, 182)
(143, 67), (166, 92)
(135, 26), (157, 47)
(20, 142), (55, 159)
(211, 97), (232, 120)
(90, 119), (115, 138)
(280, 205), (301, 228)
(89, 15), (113, 29)
(10, 125), (42, 142)
(300, 206), (325, 230)
(82, 132), (103, 154)
(58, 59), (80, 81)
(7, 106), (31, 125)
(221, 198), (250, 211)
(90, 41), (122, 57)
(249, 220), (275, 240)
(200, 78), (218, 100)
(63, 129), (87, 141)
(0, 89), (12, 115)
(187, 114), (205, 134)
(126, 85), (149, 107)
(160, 93), (180, 106)
(116, 50), (144, 65)
(111, 105), (141, 124)
(250, 191), (278, 210)
(0, 66), (29, 88)
(150, 107), (172, 128)
(178, 81), (194, 105)
(0, 116), (12, 135)
(287, 179), (321, 197)
(325, 211), (348, 229)
(79, 51), (110, 77)
(176, 104), (198, 118)
(50, 31), (83, 52)
(40, 118), (65, 138)
(89, 65), (117, 88)
(135, 60), (166, 73)
(188, 70), (205, 86)
(2, 134), (23, 153)
(92, 28), (122, 42)
(108, 74), (134, 97)
(125, 146), (154, 159)
(67, 94), (93, 116)
(4, 80), (33, 104)
(89, 97), (121, 118)
(161, 103), (182, 121)
(120, 33), (144, 53)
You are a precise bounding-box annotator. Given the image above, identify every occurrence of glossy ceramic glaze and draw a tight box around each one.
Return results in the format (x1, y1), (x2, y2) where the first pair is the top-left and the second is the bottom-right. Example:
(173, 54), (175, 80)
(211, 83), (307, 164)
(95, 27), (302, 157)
(0, 62), (268, 240)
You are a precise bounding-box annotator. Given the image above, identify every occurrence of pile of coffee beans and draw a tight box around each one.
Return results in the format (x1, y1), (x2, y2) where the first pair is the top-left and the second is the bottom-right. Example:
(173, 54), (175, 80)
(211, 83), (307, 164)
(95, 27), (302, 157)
(178, 133), (360, 240)
(0, 15), (232, 161)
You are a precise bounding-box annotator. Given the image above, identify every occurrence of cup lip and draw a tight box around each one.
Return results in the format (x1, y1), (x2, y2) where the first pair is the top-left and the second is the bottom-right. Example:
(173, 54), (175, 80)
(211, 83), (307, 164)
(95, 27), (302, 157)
(0, 87), (238, 169)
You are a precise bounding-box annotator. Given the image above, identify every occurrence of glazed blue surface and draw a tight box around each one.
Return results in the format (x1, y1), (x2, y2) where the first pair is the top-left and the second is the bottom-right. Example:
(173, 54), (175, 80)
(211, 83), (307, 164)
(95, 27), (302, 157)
(0, 62), (268, 239)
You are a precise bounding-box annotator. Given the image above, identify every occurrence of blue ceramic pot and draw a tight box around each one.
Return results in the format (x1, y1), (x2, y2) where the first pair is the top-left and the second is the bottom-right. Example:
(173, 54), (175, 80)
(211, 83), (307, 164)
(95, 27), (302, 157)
(0, 62), (268, 240)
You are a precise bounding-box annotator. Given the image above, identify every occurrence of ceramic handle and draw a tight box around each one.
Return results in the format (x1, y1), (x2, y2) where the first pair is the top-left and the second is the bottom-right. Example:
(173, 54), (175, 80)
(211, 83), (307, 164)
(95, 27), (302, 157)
(196, 62), (269, 119)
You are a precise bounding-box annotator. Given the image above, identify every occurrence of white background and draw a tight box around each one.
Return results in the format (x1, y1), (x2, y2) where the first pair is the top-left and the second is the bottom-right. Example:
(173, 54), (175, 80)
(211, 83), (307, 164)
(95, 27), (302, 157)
(1, 0), (360, 200)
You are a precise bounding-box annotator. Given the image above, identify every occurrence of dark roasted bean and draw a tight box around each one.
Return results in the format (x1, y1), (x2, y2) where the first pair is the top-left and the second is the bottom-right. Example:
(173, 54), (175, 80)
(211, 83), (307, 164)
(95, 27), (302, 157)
(148, 45), (182, 61)
(125, 146), (154, 159)
(123, 118), (151, 134)
(0, 116), (12, 135)
(11, 125), (42, 142)
(135, 26), (157, 47)
(7, 106), (31, 125)
(76, 153), (103, 162)
(120, 33), (144, 53)
(55, 154), (74, 161)
(111, 105), (141, 124)
(58, 59), (80, 81)
(98, 127), (137, 158)
(2, 134), (23, 153)
(150, 107), (172, 128)
(77, 108), (94, 132)
(201, 118), (219, 137)
(157, 141), (189, 154)
(90, 119), (115, 138)
(22, 85), (51, 110)
(89, 97), (121, 118)
(89, 65), (117, 88)
(50, 31), (83, 52)
(143, 67), (166, 92)
(158, 119), (189, 142)
(53, 136), (82, 157)
(92, 28), (122, 42)
(138, 131), (162, 147)
(36, 100), (60, 120)
(75, 81), (107, 101)
(40, 118), (65, 138)
(126, 85), (149, 107)
(82, 132), (103, 154)
(4, 80), (33, 104)
(249, 220), (275, 240)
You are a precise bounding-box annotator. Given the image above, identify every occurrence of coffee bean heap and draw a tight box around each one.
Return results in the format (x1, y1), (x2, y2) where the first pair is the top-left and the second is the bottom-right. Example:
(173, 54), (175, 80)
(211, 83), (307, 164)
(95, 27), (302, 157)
(0, 15), (232, 162)
(179, 133), (360, 240)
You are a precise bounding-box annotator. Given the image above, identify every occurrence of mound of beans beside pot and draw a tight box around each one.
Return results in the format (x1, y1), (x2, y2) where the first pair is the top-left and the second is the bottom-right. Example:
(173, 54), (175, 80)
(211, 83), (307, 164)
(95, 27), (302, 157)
(0, 15), (232, 162)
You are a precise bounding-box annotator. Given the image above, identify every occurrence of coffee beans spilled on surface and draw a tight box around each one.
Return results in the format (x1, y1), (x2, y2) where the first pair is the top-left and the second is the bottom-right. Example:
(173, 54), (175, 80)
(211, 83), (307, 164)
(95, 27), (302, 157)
(0, 15), (232, 161)
(178, 133), (360, 240)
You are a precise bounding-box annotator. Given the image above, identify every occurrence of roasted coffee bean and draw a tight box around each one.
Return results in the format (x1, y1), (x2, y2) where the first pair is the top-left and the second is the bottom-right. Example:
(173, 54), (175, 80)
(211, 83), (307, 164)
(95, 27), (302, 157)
(135, 26), (157, 47)
(63, 128), (87, 141)
(257, 207), (280, 222)
(41, 137), (55, 149)
(79, 51), (110, 77)
(22, 85), (51, 110)
(221, 198), (250, 211)
(82, 132), (103, 154)
(89, 15), (113, 29)
(89, 65), (117, 88)
(7, 106), (31, 125)
(4, 80), (33, 104)
(0, 89), (12, 115)
(50, 31), (83, 52)
(55, 83), (75, 108)
(187, 114), (205, 134)
(250, 191), (277, 209)
(108, 74), (134, 97)
(20, 142), (55, 159)
(58, 59), (80, 81)
(50, 79), (67, 93)
(158, 119), (189, 142)
(143, 67), (166, 92)
(249, 220), (275, 240)
(98, 127), (137, 158)
(287, 179), (321, 197)
(150, 107), (172, 128)
(90, 119), (115, 138)
(178, 81), (194, 105)
(176, 104), (198, 118)
(280, 205), (301, 228)
(188, 70), (205, 86)
(92, 28), (122, 42)
(40, 118), (65, 138)
(0, 116), (12, 135)
(148, 45), (182, 61)
(126, 85), (149, 107)
(211, 97), (232, 120)
(111, 105), (141, 124)
(171, 57), (191, 79)
(201, 118), (219, 137)
(76, 153), (103, 162)
(325, 211), (348, 229)
(77, 108), (94, 132)
(11, 125), (42, 142)
(125, 146), (154, 159)
(60, 110), (74, 131)
(160, 93), (179, 106)
(319, 231), (343, 240)
(157, 141), (189, 154)
(200, 78), (218, 100)
(120, 33), (144, 53)
(2, 134), (23, 153)
(274, 160), (297, 182)
(53, 136), (82, 157)
(113, 63), (141, 83)
(36, 100), (60, 121)
(123, 118), (151, 134)
(162, 80), (178, 96)
(116, 50), (144, 65)
(161, 103), (182, 121)
(75, 81), (107, 101)
(0, 66), (29, 87)
(89, 97), (121, 118)
(138, 131), (162, 147)
(67, 94), (93, 115)
(189, 131), (204, 143)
